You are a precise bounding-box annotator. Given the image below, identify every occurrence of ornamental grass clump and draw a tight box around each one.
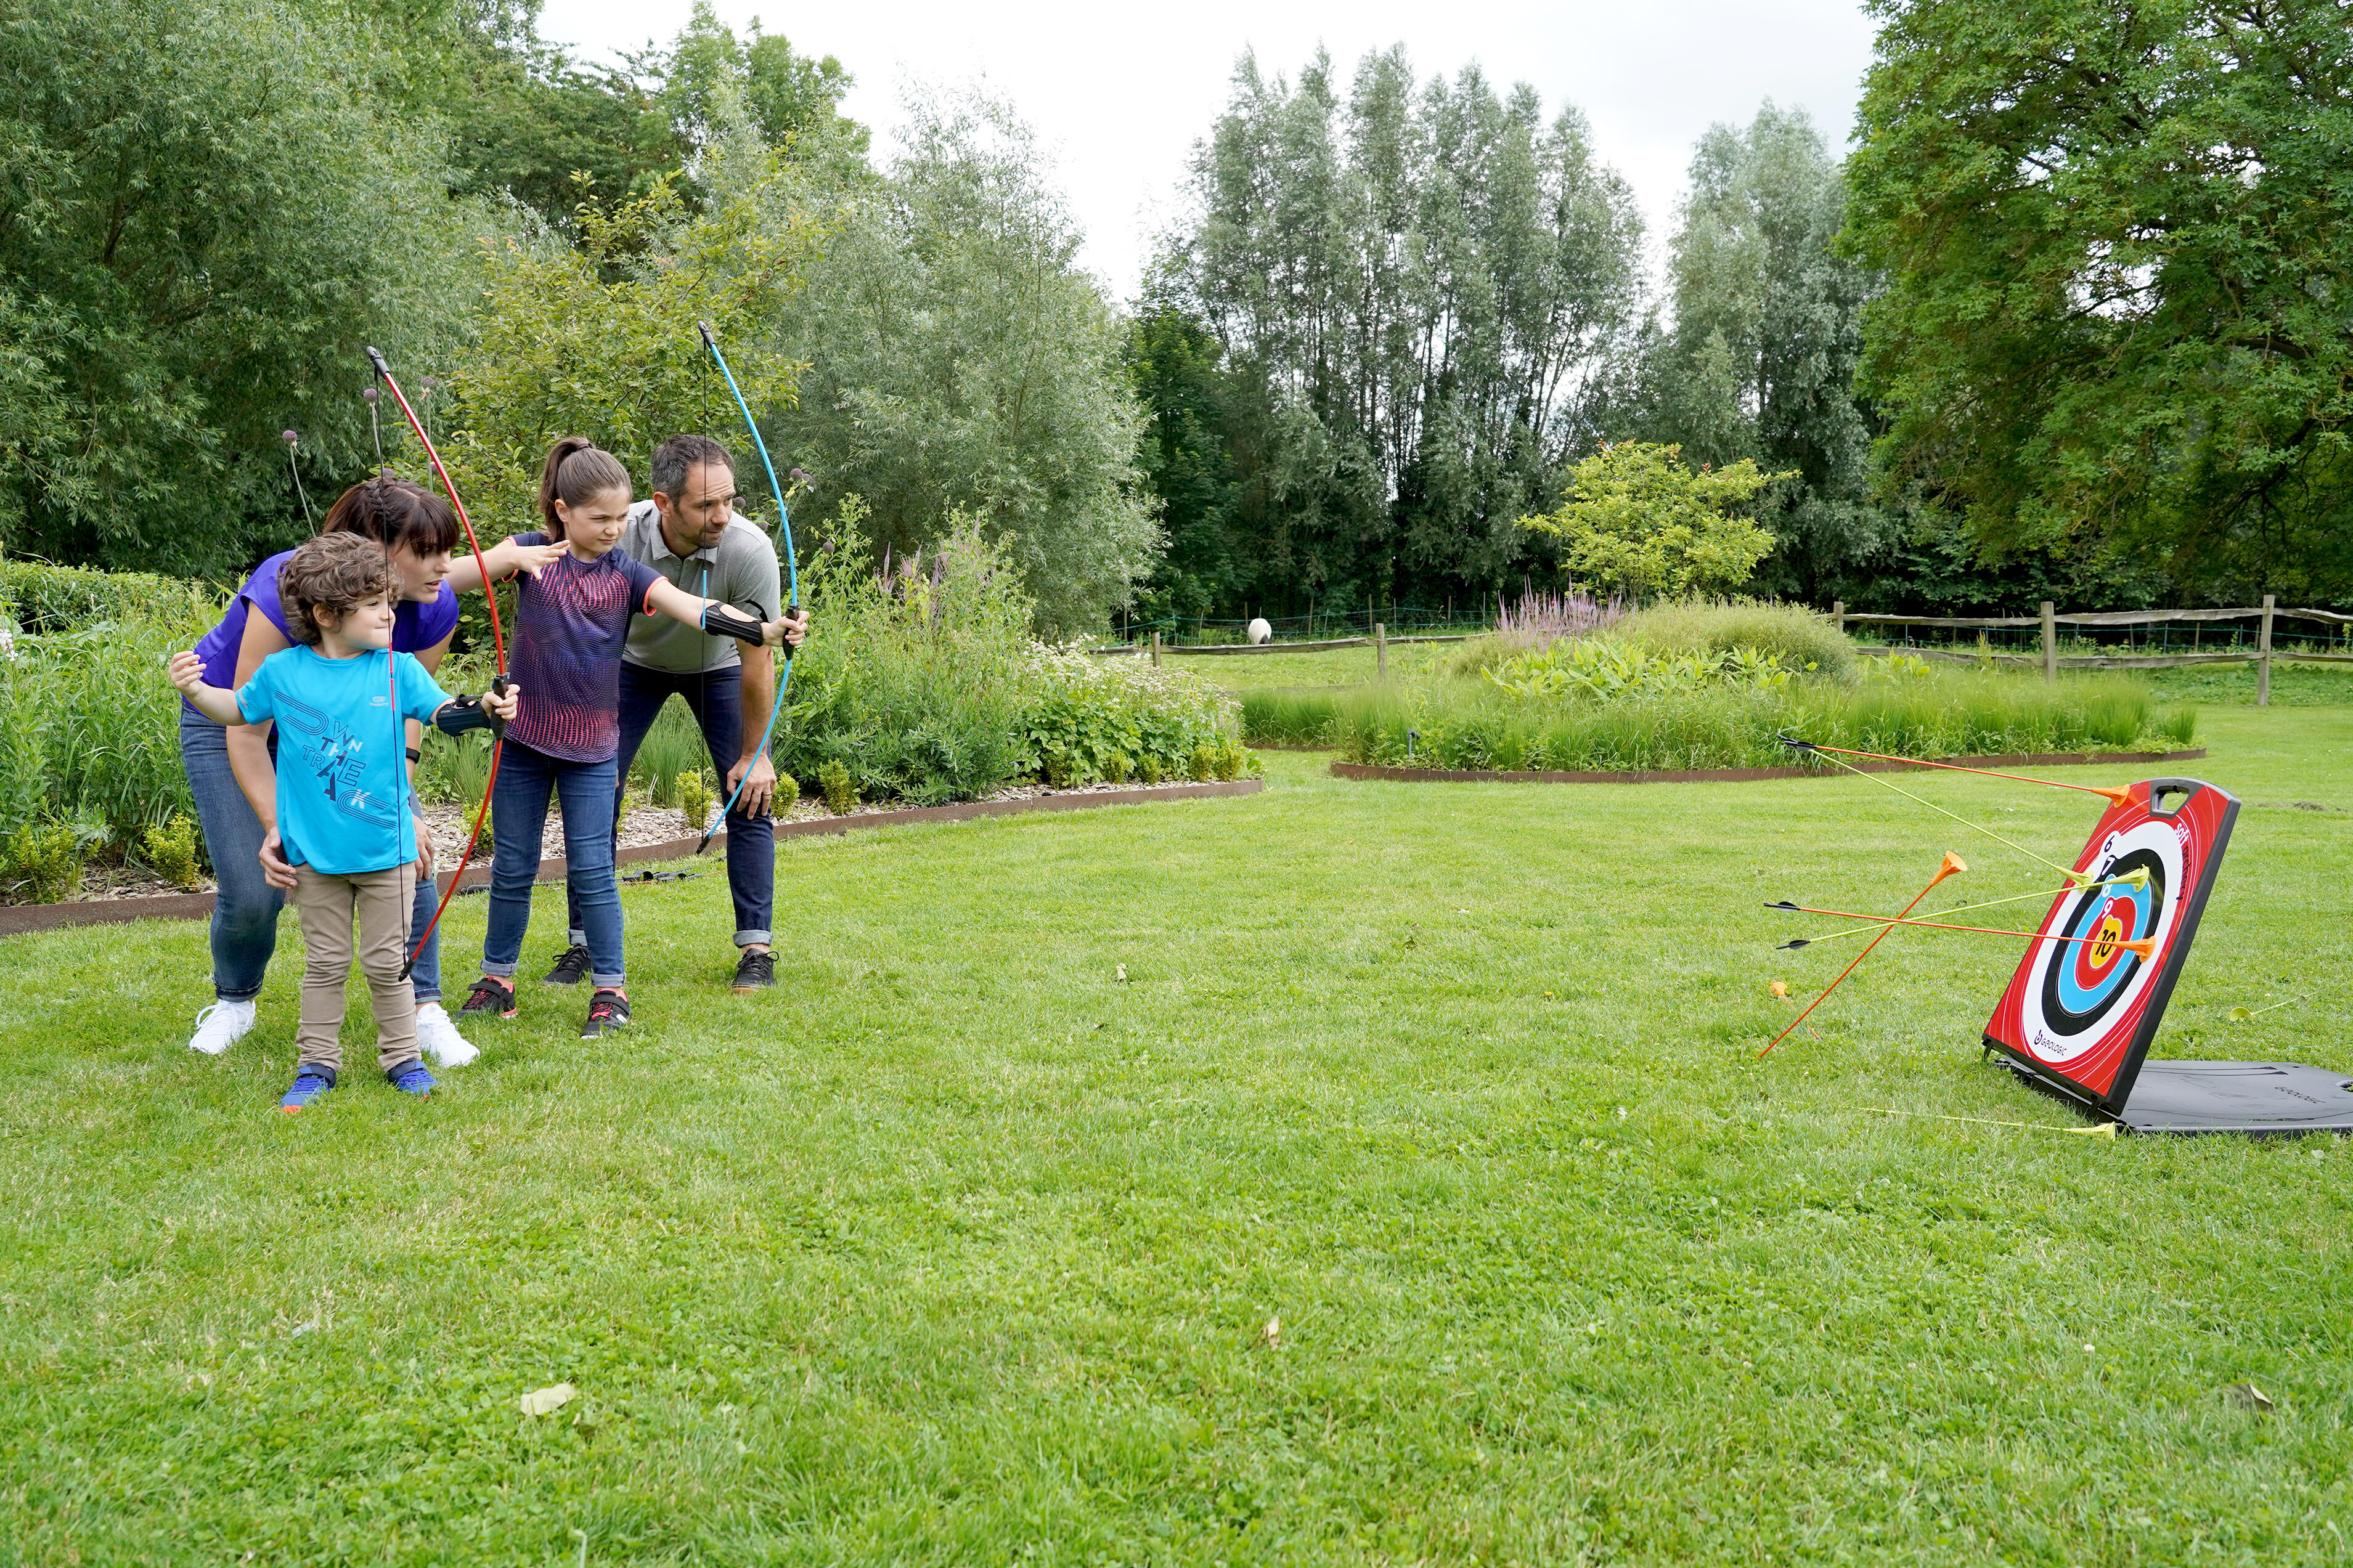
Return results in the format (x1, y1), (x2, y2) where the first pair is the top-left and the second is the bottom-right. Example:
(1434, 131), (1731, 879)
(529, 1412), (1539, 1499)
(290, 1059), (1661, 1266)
(1334, 669), (2193, 773)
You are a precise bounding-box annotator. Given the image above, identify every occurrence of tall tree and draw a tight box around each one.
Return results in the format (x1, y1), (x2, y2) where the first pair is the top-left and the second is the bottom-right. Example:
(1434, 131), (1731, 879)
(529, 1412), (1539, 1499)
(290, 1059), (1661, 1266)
(767, 94), (1156, 636)
(1845, 0), (2353, 603)
(1644, 105), (1884, 604)
(1166, 47), (1647, 620)
(0, 0), (478, 574)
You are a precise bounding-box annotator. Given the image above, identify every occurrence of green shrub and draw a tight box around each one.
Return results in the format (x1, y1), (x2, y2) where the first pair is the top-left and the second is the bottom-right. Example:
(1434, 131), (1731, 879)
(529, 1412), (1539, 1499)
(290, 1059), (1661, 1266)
(1333, 670), (2182, 772)
(1, 823), (82, 904)
(818, 758), (857, 814)
(770, 771), (799, 813)
(774, 505), (1034, 807)
(1019, 646), (1239, 789)
(631, 701), (710, 806)
(139, 813), (203, 890)
(1615, 599), (1859, 681)
(0, 561), (222, 635)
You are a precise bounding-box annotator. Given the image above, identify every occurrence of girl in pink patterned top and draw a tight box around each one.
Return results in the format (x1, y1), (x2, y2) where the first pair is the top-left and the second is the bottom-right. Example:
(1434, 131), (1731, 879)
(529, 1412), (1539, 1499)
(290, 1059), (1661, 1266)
(458, 437), (804, 1040)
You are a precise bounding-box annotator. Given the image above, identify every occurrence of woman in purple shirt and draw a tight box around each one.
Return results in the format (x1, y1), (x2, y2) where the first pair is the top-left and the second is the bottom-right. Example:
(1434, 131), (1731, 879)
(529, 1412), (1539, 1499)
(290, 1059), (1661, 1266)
(178, 476), (559, 1063)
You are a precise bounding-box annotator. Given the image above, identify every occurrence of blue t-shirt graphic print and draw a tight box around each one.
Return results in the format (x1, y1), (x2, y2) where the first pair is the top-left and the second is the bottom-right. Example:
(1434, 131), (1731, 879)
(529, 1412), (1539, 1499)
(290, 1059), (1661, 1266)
(235, 646), (452, 874)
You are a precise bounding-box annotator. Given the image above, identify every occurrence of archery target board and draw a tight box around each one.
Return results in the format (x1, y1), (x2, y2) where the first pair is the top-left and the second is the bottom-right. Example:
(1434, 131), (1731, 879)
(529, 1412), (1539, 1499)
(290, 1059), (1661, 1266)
(1984, 778), (2239, 1111)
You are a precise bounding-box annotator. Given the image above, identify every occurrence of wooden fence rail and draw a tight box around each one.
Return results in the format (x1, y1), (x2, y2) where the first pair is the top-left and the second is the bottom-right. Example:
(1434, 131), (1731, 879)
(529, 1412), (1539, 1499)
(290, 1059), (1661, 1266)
(1831, 595), (2352, 705)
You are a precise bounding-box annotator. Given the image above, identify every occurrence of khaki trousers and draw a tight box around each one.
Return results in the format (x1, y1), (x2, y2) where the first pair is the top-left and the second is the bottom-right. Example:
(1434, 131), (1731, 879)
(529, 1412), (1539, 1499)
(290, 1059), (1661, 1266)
(292, 863), (419, 1074)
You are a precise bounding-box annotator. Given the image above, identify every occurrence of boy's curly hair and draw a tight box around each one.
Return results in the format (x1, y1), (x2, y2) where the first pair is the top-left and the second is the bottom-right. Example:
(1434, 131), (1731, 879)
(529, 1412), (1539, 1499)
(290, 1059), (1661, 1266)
(279, 532), (394, 647)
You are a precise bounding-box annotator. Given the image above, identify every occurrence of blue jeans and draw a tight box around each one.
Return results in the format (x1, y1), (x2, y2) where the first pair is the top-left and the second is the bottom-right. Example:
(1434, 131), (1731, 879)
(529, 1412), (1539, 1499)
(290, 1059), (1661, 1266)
(180, 710), (442, 1004)
(564, 660), (775, 949)
(483, 741), (623, 989)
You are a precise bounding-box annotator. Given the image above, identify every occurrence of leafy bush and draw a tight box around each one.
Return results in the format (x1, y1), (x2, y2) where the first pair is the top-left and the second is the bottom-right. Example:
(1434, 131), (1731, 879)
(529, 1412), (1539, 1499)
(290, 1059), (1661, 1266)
(1336, 670), (2192, 772)
(0, 597), (214, 878)
(1615, 599), (1859, 681)
(0, 823), (82, 904)
(818, 759), (856, 814)
(1017, 647), (1240, 788)
(0, 562), (224, 634)
(1481, 638), (1795, 701)
(677, 771), (714, 835)
(140, 813), (203, 890)
(772, 505), (1034, 808)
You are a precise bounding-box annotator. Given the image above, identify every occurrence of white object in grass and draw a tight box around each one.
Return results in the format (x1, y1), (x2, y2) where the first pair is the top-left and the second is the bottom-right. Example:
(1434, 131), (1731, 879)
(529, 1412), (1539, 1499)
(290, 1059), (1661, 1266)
(415, 1001), (479, 1067)
(1247, 617), (1271, 644)
(186, 997), (257, 1055)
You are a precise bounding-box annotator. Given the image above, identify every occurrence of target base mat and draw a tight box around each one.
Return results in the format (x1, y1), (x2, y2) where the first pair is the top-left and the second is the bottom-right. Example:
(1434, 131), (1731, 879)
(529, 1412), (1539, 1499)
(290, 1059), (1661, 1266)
(1984, 778), (2238, 1113)
(1999, 1056), (2353, 1135)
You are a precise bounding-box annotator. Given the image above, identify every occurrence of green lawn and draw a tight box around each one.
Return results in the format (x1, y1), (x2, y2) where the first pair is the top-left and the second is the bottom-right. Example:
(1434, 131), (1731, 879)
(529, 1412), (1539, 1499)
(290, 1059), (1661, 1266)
(1164, 642), (1458, 691)
(4, 708), (2349, 1564)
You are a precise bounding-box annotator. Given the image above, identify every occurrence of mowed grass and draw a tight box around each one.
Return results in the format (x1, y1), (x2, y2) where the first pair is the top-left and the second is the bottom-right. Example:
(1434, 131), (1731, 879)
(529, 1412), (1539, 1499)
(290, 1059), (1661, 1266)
(1162, 642), (1451, 691)
(3, 708), (2350, 1564)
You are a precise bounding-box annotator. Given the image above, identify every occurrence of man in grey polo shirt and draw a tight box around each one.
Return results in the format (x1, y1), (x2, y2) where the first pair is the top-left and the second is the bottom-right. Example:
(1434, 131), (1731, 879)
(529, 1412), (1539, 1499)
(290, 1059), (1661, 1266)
(545, 433), (809, 993)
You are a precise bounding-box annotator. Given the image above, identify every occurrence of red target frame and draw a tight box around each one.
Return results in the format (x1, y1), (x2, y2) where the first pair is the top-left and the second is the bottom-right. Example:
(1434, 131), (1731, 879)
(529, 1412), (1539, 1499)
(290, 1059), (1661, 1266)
(1983, 778), (2240, 1113)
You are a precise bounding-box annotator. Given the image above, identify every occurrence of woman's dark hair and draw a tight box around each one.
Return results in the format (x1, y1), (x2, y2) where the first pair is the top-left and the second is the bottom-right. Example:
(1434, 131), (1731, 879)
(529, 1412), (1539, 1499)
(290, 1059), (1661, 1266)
(280, 532), (395, 647)
(537, 436), (632, 538)
(320, 474), (460, 556)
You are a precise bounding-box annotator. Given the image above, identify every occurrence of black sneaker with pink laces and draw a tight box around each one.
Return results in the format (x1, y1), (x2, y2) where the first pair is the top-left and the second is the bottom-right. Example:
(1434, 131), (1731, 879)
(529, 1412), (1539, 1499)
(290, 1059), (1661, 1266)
(459, 974), (517, 1020)
(581, 987), (631, 1039)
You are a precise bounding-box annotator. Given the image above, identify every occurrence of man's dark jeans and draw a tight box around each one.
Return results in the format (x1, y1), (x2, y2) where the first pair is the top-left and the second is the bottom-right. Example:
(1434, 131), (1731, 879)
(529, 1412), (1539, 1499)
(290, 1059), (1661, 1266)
(565, 661), (774, 948)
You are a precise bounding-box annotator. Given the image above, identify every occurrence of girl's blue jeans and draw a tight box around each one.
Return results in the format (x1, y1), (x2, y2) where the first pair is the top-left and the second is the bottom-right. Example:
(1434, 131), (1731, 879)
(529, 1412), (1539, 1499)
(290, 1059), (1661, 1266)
(481, 740), (624, 989)
(179, 709), (442, 1005)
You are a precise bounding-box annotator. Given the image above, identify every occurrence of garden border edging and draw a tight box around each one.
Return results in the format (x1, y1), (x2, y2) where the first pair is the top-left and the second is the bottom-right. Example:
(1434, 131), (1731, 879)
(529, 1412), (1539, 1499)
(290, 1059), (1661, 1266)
(1331, 749), (2206, 786)
(0, 779), (1263, 937)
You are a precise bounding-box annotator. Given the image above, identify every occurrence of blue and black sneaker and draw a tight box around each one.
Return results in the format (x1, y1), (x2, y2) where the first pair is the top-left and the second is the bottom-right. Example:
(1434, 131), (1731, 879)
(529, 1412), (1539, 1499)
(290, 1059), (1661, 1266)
(279, 1066), (336, 1114)
(386, 1060), (437, 1097)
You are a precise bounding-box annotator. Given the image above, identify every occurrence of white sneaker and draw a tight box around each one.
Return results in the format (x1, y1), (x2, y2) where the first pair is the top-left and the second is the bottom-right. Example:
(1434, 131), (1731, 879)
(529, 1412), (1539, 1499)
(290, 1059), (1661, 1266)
(186, 998), (257, 1055)
(415, 1001), (480, 1068)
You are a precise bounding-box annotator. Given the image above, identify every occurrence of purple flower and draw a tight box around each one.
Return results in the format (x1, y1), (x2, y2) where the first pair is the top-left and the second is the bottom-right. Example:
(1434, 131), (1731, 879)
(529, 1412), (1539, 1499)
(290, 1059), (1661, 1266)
(281, 429), (299, 445)
(362, 386), (380, 404)
(420, 376), (438, 392)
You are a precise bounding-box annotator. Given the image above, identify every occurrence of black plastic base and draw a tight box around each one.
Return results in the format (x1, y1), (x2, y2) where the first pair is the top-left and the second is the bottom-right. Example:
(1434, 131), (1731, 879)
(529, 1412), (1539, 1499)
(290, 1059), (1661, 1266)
(1998, 1055), (2353, 1135)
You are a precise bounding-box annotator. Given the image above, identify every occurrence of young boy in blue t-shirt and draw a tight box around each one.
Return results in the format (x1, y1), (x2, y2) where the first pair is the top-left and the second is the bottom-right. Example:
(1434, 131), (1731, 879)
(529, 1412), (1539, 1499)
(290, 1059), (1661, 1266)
(170, 533), (519, 1111)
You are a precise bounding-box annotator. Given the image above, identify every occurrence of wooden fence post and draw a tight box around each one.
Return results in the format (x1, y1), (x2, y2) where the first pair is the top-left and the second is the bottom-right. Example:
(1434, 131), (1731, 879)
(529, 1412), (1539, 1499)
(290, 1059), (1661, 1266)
(2258, 593), (2275, 707)
(1831, 599), (1845, 638)
(1374, 621), (1387, 680)
(1151, 631), (1162, 668)
(2041, 601), (2057, 682)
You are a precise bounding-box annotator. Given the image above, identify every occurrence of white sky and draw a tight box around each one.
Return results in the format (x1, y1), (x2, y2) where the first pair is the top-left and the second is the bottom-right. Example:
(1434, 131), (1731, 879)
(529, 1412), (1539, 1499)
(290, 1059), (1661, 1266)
(532, 0), (1883, 302)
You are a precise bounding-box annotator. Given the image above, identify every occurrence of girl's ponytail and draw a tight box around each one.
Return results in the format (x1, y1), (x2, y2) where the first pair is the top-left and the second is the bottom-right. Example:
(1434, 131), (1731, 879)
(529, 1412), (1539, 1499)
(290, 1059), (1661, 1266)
(537, 436), (630, 539)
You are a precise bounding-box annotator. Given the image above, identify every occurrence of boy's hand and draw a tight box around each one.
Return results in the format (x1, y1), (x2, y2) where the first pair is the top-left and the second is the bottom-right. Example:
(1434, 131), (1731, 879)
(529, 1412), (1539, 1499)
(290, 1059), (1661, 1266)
(504, 539), (568, 578)
(166, 651), (207, 696)
(481, 683), (520, 724)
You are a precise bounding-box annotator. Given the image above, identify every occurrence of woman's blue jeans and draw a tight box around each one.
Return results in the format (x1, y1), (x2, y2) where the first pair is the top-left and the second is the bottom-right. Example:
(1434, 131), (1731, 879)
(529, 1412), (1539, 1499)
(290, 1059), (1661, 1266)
(180, 710), (442, 1004)
(481, 740), (624, 989)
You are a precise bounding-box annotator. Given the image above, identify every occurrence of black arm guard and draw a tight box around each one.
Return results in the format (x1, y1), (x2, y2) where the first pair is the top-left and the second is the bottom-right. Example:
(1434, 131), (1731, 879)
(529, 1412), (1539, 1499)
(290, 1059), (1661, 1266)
(431, 698), (491, 736)
(700, 601), (767, 646)
(433, 675), (511, 740)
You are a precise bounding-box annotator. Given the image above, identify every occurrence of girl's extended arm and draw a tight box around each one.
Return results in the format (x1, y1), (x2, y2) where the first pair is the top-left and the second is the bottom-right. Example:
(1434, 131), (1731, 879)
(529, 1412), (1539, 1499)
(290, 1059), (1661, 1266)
(643, 577), (794, 647)
(169, 652), (247, 727)
(446, 537), (567, 595)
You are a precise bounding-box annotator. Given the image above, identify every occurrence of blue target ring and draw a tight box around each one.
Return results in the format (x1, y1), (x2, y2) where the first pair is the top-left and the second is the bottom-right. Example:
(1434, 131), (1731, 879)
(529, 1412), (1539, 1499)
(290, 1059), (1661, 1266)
(2039, 848), (2166, 1036)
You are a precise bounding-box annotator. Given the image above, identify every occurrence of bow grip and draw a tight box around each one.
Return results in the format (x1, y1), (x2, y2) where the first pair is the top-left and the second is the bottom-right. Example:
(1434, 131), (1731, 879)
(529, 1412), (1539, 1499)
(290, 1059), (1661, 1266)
(365, 345), (392, 379)
(487, 673), (510, 742)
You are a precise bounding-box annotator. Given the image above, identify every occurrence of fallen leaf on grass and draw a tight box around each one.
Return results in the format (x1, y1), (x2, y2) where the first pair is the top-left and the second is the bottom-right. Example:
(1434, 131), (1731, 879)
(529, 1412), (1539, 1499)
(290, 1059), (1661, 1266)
(1262, 1317), (1281, 1347)
(2228, 1381), (2275, 1413)
(519, 1383), (577, 1416)
(1116, 964), (1128, 982)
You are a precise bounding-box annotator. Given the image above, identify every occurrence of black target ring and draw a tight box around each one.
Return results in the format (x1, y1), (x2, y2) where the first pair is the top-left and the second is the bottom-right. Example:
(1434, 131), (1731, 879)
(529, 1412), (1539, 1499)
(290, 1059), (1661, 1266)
(2037, 847), (2167, 1037)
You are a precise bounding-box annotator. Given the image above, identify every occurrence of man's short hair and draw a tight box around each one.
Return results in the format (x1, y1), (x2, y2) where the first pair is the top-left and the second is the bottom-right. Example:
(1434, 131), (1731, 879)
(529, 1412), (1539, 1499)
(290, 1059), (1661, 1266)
(279, 532), (393, 646)
(651, 434), (735, 502)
